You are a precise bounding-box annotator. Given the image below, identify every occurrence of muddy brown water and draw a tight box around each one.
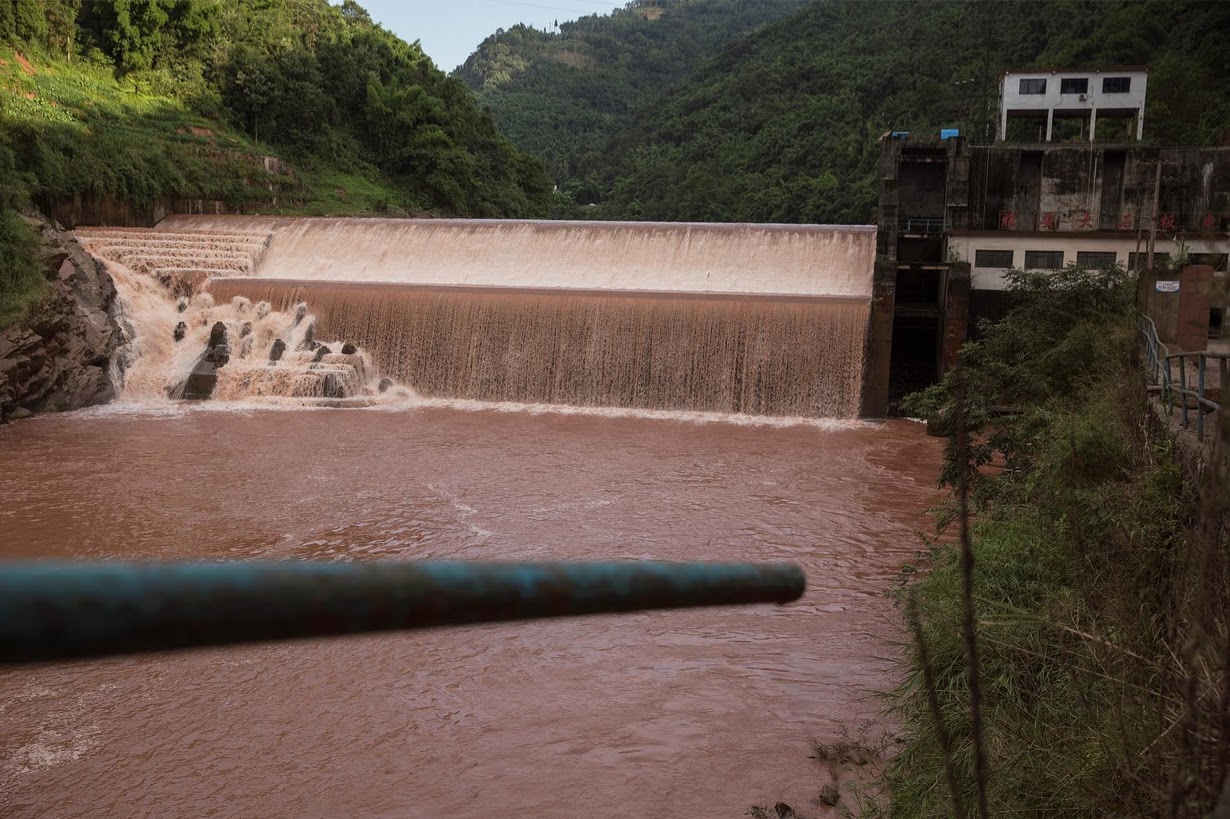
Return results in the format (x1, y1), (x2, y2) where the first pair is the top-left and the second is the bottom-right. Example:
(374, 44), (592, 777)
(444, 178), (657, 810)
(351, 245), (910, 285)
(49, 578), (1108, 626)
(0, 406), (940, 817)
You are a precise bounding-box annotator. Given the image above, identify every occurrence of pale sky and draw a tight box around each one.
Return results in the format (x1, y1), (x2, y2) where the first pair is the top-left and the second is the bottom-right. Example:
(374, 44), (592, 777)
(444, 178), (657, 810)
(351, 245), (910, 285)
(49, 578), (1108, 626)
(347, 0), (623, 73)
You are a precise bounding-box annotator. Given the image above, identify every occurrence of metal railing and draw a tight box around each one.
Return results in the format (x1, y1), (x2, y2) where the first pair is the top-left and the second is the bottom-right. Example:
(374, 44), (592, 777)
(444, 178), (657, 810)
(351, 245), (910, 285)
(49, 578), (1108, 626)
(1138, 313), (1225, 442)
(897, 215), (947, 234)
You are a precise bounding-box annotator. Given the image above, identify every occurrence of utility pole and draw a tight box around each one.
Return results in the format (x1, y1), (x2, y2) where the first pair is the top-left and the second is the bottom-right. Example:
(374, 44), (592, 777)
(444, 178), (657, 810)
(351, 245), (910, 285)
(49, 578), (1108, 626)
(1147, 158), (1161, 272)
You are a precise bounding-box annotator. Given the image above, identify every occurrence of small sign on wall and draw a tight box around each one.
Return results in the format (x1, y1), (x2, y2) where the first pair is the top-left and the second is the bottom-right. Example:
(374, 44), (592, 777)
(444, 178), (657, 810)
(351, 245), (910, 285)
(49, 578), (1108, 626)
(1156, 280), (1180, 293)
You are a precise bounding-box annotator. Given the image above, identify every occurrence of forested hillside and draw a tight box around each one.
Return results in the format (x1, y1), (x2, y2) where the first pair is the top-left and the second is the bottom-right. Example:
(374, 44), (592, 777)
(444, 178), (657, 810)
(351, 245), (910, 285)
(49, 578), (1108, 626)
(484, 0), (1229, 223)
(0, 0), (552, 324)
(454, 0), (802, 201)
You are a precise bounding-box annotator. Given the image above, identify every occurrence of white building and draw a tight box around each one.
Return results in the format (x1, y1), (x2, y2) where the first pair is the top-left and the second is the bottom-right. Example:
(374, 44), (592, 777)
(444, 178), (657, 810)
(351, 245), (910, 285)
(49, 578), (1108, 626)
(999, 67), (1148, 143)
(948, 231), (1228, 292)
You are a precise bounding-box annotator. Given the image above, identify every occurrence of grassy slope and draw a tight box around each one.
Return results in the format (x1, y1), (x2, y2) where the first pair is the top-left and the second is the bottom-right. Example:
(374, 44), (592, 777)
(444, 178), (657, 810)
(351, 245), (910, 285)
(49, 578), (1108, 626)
(0, 46), (419, 327)
(883, 268), (1226, 816)
(0, 47), (413, 215)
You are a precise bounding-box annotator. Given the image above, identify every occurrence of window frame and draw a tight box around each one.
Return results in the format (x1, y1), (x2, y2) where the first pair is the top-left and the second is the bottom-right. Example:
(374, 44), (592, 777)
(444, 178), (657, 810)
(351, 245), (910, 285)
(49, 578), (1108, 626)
(1076, 251), (1118, 269)
(1018, 78), (1047, 95)
(1128, 252), (1171, 270)
(1102, 76), (1131, 94)
(1059, 78), (1089, 95)
(974, 249), (1015, 269)
(1024, 250), (1065, 270)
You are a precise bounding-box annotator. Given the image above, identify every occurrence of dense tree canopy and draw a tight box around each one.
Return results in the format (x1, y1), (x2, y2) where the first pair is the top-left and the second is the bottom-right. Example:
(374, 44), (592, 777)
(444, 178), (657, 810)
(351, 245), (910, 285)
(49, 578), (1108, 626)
(455, 0), (803, 192)
(2, 0), (552, 218)
(459, 0), (1230, 224)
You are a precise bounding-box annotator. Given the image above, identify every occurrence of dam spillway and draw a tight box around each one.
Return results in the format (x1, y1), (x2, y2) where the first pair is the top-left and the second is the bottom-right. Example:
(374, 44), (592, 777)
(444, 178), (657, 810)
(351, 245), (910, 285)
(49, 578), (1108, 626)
(206, 280), (870, 416)
(157, 215), (876, 298)
(96, 217), (878, 417)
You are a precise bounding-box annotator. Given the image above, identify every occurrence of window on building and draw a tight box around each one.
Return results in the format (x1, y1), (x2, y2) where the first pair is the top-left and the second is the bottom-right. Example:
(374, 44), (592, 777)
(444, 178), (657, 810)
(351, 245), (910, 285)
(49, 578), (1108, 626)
(1128, 252), (1171, 270)
(1060, 78), (1089, 95)
(975, 249), (1015, 268)
(1076, 251), (1118, 269)
(1102, 76), (1131, 93)
(1018, 78), (1047, 95)
(1024, 250), (1064, 269)
(1191, 253), (1230, 273)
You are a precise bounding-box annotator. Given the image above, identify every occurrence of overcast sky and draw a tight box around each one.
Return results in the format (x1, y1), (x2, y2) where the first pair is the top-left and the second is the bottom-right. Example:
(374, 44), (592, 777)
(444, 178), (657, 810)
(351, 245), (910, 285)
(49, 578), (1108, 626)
(349, 0), (622, 73)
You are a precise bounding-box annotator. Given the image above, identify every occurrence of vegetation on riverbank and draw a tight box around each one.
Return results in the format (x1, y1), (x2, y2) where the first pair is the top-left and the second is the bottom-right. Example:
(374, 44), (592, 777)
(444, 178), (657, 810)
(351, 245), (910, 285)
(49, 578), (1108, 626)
(0, 0), (553, 327)
(886, 267), (1229, 816)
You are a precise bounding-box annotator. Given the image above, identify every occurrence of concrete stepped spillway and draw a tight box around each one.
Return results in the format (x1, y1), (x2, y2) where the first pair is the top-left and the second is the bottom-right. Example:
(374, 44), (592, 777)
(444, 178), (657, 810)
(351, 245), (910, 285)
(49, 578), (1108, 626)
(75, 225), (391, 405)
(76, 227), (272, 297)
(79, 216), (878, 417)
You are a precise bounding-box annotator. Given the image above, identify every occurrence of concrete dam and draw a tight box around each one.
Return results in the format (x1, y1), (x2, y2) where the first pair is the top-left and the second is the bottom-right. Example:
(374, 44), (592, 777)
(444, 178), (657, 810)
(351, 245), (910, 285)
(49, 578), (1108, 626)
(84, 216), (879, 417)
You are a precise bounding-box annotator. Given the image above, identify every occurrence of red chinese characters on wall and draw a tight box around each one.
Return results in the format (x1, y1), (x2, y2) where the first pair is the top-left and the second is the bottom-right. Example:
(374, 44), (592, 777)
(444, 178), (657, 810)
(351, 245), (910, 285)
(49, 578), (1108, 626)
(999, 210), (1017, 230)
(1158, 212), (1177, 233)
(1118, 213), (1134, 230)
(1040, 212), (1058, 231)
(1202, 212), (1219, 231)
(1072, 210), (1094, 230)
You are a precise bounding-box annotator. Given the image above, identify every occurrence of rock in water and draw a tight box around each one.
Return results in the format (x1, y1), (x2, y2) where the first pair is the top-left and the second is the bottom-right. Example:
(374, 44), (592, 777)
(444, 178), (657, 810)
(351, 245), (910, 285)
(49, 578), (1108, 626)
(313, 345), (332, 363)
(240, 321), (253, 338)
(269, 338), (287, 363)
(378, 377), (393, 393)
(208, 321), (227, 347)
(176, 297), (189, 313)
(321, 372), (345, 398)
(297, 322), (318, 351)
(173, 321), (187, 342)
(341, 342), (357, 355)
(177, 322), (231, 400)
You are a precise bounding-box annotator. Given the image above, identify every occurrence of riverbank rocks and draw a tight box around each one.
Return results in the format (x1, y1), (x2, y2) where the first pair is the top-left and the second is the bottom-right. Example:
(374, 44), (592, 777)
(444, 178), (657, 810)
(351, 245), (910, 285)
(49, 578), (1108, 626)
(174, 321), (187, 341)
(0, 212), (125, 422)
(341, 342), (357, 355)
(313, 345), (332, 362)
(269, 338), (286, 363)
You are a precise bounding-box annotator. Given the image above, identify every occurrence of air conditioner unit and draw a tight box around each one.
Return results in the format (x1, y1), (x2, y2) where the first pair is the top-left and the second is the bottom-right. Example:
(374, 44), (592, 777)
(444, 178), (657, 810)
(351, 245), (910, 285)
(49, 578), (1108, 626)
(1079, 93), (1088, 101)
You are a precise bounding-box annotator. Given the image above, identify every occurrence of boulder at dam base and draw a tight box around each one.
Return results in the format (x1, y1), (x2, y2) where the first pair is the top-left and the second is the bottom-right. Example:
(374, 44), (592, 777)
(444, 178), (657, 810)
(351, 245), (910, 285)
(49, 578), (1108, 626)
(0, 213), (125, 423)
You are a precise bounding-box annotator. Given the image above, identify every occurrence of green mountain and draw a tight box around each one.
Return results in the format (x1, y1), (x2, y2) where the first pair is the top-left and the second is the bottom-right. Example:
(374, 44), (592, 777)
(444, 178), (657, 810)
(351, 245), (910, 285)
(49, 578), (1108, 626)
(0, 0), (553, 324)
(454, 0), (803, 201)
(493, 0), (1229, 223)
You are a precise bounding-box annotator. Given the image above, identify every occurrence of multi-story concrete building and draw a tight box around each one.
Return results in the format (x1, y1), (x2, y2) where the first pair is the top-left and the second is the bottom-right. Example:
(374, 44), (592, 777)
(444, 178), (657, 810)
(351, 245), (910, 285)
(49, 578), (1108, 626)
(999, 67), (1148, 143)
(864, 71), (1229, 416)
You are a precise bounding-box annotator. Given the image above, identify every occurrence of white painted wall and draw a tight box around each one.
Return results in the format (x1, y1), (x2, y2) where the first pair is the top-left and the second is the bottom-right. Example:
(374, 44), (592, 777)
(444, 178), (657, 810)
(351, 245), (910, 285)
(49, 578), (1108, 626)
(998, 69), (1148, 141)
(948, 233), (1227, 290)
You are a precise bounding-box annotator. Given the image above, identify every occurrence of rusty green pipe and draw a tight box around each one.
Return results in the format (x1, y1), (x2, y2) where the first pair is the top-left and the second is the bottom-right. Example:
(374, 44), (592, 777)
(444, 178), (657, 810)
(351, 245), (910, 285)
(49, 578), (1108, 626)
(0, 560), (805, 665)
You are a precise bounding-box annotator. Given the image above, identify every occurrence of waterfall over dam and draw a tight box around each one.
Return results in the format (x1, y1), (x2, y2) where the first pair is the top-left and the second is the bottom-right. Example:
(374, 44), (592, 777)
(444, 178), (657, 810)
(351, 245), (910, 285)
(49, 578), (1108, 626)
(143, 217), (877, 417)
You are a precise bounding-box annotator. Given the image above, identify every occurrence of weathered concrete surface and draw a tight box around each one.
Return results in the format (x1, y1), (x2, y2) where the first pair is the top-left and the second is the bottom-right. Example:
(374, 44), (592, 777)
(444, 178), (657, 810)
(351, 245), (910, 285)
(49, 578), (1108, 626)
(0, 214), (125, 422)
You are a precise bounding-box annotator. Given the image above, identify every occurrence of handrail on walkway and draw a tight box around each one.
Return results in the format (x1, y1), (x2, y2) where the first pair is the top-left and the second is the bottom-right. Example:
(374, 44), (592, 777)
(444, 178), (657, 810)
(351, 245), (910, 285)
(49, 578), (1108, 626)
(1137, 313), (1225, 442)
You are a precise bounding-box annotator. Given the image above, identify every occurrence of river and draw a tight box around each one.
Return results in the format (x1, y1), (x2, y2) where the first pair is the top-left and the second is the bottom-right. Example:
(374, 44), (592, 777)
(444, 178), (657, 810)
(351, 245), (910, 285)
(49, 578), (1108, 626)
(0, 404), (940, 817)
